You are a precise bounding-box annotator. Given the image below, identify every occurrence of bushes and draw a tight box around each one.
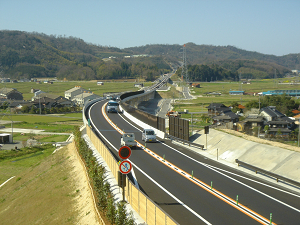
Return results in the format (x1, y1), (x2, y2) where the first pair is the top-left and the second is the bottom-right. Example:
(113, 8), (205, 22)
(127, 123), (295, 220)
(74, 126), (134, 224)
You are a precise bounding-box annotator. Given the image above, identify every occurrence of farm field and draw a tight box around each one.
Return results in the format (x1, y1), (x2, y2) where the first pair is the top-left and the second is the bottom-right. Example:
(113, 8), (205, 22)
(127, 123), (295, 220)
(172, 78), (300, 113)
(1, 80), (152, 101)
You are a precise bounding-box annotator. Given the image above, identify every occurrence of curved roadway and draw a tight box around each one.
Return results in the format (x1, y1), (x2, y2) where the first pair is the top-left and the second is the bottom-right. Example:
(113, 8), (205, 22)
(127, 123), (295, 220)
(89, 100), (300, 225)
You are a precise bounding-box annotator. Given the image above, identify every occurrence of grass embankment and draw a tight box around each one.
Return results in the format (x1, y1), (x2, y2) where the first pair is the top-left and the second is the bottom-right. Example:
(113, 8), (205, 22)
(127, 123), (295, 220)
(0, 144), (82, 224)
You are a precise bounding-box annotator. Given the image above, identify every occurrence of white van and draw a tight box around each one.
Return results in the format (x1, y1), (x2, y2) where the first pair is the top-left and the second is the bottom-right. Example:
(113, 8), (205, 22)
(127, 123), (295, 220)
(107, 100), (119, 113)
(142, 129), (156, 143)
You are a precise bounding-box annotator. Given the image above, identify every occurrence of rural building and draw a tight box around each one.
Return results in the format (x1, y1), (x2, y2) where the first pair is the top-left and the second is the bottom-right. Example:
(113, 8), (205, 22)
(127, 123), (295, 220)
(0, 133), (12, 144)
(229, 91), (244, 95)
(0, 88), (23, 100)
(65, 86), (88, 100)
(259, 106), (295, 136)
(134, 83), (143, 88)
(237, 115), (264, 133)
(32, 92), (63, 101)
(73, 92), (101, 106)
(262, 90), (300, 96)
(207, 103), (239, 125)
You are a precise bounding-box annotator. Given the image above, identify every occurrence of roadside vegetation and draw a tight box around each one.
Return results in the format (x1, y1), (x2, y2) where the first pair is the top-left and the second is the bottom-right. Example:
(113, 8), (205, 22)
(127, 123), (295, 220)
(74, 126), (134, 224)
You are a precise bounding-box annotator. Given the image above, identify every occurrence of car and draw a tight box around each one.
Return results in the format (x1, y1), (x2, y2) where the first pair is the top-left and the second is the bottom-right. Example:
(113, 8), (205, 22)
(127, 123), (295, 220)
(142, 129), (156, 143)
(120, 133), (137, 149)
(107, 100), (119, 113)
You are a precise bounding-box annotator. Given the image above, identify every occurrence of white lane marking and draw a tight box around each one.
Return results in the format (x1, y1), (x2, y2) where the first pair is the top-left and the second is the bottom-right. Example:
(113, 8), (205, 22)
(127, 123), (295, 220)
(130, 161), (212, 225)
(118, 109), (300, 211)
(0, 176), (15, 188)
(102, 109), (272, 224)
(90, 102), (211, 224)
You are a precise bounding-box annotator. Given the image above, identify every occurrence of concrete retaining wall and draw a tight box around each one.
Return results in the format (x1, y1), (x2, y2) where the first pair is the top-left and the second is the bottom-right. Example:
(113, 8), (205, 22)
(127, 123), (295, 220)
(195, 129), (300, 182)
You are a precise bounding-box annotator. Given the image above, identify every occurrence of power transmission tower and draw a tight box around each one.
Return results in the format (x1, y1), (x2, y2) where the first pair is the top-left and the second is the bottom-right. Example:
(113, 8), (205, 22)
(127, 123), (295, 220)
(181, 44), (189, 83)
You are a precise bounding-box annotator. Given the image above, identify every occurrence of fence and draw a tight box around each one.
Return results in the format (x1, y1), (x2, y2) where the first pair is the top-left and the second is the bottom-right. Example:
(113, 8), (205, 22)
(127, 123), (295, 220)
(169, 116), (189, 141)
(86, 125), (177, 225)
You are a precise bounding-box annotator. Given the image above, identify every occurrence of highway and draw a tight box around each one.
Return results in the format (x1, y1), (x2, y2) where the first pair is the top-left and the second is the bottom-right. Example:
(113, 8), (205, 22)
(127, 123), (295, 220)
(88, 99), (300, 224)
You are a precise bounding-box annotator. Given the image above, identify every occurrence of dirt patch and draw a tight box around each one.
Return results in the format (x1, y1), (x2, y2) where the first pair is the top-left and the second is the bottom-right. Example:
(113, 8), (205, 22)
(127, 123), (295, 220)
(221, 129), (300, 153)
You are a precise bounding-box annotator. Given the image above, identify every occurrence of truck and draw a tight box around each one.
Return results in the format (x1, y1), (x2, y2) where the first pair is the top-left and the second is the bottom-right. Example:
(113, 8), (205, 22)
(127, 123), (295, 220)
(120, 133), (137, 149)
(142, 129), (157, 143)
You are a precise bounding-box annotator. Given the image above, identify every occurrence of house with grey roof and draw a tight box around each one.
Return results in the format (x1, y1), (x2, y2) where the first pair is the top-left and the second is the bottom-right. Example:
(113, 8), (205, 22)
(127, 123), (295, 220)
(207, 103), (240, 126)
(259, 106), (295, 136)
(0, 88), (23, 100)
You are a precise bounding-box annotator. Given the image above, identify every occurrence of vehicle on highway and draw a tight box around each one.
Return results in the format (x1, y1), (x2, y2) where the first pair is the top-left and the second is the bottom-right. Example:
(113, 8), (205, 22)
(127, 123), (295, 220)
(142, 129), (156, 143)
(107, 100), (119, 113)
(120, 133), (137, 149)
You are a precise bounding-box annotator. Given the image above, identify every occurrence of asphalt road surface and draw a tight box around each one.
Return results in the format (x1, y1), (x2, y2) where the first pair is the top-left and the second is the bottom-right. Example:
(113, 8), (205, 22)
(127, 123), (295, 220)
(88, 100), (300, 224)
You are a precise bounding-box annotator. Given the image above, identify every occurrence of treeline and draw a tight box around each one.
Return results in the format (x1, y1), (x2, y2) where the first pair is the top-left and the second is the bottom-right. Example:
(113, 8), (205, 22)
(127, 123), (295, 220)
(245, 95), (299, 116)
(55, 57), (171, 81)
(176, 64), (238, 82)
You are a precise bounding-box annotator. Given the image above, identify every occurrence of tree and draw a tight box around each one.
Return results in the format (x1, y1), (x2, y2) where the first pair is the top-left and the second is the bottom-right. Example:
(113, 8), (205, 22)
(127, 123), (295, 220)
(29, 105), (36, 114)
(264, 125), (269, 134)
(21, 105), (30, 113)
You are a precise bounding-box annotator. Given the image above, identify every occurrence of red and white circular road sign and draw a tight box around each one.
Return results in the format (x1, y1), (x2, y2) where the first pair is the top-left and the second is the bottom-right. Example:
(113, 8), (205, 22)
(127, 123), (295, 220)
(119, 160), (132, 174)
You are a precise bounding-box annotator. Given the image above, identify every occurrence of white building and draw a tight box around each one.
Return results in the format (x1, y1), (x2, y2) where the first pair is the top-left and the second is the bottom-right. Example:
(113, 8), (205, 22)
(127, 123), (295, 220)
(73, 92), (101, 106)
(65, 86), (88, 100)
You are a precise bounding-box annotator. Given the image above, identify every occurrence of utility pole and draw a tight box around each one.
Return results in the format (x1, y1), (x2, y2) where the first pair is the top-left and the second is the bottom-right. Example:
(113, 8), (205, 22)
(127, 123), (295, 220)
(181, 44), (188, 84)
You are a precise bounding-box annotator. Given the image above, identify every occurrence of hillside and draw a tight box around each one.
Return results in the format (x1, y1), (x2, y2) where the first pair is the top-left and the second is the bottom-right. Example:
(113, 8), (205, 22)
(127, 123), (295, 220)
(1, 30), (299, 80)
(0, 31), (171, 81)
(125, 43), (298, 79)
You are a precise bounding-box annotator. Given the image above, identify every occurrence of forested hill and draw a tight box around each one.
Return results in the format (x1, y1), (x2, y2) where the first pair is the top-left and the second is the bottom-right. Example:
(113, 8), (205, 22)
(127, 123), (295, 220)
(125, 43), (300, 79)
(125, 43), (300, 70)
(0, 30), (299, 81)
(0, 30), (171, 81)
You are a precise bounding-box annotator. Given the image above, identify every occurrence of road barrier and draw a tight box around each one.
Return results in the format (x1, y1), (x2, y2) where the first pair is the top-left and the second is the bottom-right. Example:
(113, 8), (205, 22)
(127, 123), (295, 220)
(167, 135), (204, 150)
(235, 159), (300, 188)
(86, 125), (178, 225)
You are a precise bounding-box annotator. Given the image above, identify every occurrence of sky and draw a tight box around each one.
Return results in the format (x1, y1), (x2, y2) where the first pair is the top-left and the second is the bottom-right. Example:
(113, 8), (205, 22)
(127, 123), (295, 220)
(1, 0), (300, 56)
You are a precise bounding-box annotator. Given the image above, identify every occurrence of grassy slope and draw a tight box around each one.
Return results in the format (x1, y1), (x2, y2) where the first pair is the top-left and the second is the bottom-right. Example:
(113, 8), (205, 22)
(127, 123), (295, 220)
(0, 146), (79, 224)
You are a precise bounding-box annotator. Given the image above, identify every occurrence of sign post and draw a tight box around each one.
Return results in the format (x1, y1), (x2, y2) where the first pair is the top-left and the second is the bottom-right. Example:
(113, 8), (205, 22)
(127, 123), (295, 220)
(118, 146), (132, 202)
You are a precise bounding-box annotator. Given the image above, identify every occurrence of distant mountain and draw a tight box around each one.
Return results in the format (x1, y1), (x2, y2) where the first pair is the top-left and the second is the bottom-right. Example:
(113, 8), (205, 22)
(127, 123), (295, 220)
(125, 42), (300, 79)
(0, 30), (299, 80)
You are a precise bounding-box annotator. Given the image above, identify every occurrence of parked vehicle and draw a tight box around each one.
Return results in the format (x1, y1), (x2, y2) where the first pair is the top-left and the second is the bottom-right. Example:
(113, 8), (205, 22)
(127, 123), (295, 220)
(120, 133), (137, 149)
(107, 100), (119, 113)
(166, 110), (180, 117)
(142, 129), (156, 143)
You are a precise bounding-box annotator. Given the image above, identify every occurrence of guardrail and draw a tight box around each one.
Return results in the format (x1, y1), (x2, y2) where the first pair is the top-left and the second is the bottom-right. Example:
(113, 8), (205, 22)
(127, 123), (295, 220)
(235, 159), (300, 188)
(167, 135), (204, 150)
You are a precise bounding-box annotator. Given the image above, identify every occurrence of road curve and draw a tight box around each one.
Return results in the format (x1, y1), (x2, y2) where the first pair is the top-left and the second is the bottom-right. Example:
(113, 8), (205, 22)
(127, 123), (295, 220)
(89, 100), (300, 225)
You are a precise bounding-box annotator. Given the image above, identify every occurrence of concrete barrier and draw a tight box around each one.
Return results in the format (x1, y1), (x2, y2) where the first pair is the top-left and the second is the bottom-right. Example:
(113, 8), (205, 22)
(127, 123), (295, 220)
(194, 129), (300, 182)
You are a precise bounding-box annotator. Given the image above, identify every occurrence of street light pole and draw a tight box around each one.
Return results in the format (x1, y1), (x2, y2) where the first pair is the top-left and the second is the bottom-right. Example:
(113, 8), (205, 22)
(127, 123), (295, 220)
(298, 119), (300, 147)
